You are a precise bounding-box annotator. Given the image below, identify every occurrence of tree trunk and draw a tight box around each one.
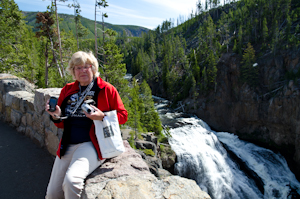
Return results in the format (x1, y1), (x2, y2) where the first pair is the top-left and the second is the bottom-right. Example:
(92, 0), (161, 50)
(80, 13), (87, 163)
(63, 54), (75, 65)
(102, 13), (106, 64)
(76, 23), (79, 50)
(95, 0), (98, 57)
(54, 0), (65, 77)
(48, 30), (63, 78)
(74, 8), (79, 50)
(45, 42), (49, 87)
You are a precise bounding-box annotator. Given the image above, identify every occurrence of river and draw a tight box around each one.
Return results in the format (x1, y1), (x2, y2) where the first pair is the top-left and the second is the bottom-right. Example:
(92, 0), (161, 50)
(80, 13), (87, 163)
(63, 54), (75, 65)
(153, 96), (300, 199)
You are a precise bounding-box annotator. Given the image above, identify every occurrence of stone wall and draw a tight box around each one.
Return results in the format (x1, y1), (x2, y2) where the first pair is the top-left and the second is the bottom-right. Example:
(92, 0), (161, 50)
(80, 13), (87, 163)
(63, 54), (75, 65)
(0, 74), (62, 156)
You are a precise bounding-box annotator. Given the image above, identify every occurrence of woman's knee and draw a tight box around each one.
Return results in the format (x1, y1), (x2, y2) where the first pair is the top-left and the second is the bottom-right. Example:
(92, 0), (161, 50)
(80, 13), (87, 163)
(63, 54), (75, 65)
(45, 188), (64, 199)
(62, 171), (85, 194)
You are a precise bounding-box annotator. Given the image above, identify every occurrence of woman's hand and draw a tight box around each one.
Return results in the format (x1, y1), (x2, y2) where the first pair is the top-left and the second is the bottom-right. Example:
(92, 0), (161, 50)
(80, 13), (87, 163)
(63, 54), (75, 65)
(45, 99), (62, 120)
(84, 105), (105, 121)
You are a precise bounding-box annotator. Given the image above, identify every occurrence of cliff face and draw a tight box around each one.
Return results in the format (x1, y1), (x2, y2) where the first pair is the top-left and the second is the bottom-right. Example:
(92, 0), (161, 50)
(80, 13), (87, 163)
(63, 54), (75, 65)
(182, 48), (300, 179)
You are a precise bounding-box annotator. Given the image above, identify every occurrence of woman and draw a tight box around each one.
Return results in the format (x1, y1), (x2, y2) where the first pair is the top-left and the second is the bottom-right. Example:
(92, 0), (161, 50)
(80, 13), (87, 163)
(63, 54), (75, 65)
(45, 51), (128, 199)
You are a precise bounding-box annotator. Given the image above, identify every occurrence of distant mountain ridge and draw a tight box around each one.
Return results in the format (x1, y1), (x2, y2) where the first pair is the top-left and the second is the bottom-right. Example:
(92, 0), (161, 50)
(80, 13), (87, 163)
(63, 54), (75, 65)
(22, 11), (149, 38)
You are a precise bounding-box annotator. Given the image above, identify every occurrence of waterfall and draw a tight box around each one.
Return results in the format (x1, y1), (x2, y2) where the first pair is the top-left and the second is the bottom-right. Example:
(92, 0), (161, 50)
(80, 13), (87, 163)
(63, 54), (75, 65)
(216, 132), (300, 199)
(154, 96), (300, 199)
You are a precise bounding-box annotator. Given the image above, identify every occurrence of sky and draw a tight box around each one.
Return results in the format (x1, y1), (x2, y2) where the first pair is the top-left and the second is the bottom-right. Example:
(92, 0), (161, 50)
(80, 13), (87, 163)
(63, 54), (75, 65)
(14, 0), (204, 30)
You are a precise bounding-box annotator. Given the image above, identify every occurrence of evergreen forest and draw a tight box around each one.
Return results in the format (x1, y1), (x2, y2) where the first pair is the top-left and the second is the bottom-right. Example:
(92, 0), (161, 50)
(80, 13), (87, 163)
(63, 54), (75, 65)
(1, 0), (300, 142)
(119, 0), (300, 106)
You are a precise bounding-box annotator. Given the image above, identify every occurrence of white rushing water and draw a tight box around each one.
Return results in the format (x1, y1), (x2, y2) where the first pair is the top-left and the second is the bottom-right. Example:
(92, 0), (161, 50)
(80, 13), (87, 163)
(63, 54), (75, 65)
(216, 132), (300, 199)
(154, 96), (300, 199)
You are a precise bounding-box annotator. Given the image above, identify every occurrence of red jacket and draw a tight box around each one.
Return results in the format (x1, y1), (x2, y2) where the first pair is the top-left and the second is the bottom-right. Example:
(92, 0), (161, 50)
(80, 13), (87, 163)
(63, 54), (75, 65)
(53, 77), (128, 160)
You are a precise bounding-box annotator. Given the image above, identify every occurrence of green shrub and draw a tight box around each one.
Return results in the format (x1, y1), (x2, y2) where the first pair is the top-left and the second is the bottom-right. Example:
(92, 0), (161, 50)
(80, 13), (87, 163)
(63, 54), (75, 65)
(158, 127), (172, 143)
(142, 149), (155, 156)
(160, 144), (165, 151)
(158, 135), (168, 143)
(128, 131), (136, 149)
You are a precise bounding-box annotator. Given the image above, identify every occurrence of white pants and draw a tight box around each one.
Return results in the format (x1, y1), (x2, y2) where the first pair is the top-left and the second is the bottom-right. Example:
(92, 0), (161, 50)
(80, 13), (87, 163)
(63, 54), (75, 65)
(45, 142), (105, 199)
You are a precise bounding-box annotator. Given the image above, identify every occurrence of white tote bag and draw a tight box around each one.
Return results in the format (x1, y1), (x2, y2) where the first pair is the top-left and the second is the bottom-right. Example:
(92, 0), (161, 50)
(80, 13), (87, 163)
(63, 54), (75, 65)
(93, 110), (125, 158)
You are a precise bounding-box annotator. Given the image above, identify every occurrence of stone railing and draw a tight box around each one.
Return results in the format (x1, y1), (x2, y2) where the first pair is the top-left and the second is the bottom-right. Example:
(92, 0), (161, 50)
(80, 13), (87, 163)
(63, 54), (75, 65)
(0, 74), (62, 156)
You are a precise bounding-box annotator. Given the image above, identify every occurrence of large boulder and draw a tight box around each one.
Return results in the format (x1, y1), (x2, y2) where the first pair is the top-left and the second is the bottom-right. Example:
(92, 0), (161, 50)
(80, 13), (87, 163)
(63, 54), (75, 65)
(159, 143), (176, 172)
(135, 149), (163, 178)
(81, 141), (211, 199)
(135, 140), (157, 155)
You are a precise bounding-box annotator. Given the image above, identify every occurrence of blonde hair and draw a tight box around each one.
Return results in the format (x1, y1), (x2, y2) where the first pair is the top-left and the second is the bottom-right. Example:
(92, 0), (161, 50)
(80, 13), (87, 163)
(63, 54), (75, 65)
(67, 51), (99, 79)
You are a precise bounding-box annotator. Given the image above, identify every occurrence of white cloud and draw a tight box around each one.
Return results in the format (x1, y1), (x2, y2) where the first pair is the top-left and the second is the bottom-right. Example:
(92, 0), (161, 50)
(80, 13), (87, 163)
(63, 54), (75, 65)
(78, 2), (160, 29)
(142, 0), (198, 16)
(107, 4), (162, 22)
(78, 0), (199, 29)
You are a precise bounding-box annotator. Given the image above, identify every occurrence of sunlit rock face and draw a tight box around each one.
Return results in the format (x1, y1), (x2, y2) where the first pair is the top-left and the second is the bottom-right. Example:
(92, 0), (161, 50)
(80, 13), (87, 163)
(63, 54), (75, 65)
(81, 141), (211, 199)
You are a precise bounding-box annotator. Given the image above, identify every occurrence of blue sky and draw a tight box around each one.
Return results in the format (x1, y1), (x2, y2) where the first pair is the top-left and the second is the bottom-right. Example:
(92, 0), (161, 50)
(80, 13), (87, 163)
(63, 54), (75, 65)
(14, 0), (204, 30)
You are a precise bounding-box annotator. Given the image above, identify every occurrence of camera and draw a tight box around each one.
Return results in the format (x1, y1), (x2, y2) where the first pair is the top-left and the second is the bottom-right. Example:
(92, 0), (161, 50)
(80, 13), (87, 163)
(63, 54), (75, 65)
(81, 102), (94, 113)
(49, 97), (58, 112)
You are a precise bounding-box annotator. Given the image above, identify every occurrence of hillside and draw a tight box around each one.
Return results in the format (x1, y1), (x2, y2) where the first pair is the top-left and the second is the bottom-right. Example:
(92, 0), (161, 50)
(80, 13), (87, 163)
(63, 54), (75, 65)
(118, 0), (300, 180)
(23, 11), (149, 38)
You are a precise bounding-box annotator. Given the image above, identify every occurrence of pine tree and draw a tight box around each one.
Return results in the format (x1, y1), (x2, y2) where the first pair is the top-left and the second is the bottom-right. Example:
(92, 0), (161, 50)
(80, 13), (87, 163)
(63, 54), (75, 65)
(218, 12), (230, 52)
(0, 0), (44, 83)
(196, 0), (203, 15)
(0, 0), (30, 73)
(94, 0), (108, 57)
(241, 42), (257, 87)
(133, 49), (143, 76)
(139, 80), (162, 134)
(271, 20), (279, 56)
(102, 29), (128, 99)
(262, 17), (268, 43)
(206, 50), (218, 88)
(202, 67), (208, 91)
(192, 49), (200, 81)
(127, 78), (142, 139)
(142, 53), (151, 81)
(238, 25), (243, 54)
(36, 11), (62, 86)
(285, 15), (292, 46)
(70, 0), (88, 50)
(162, 60), (170, 95)
(162, 39), (172, 95)
(191, 75), (198, 110)
(233, 39), (238, 53)
(205, 15), (215, 49)
(19, 29), (41, 83)
(148, 32), (157, 77)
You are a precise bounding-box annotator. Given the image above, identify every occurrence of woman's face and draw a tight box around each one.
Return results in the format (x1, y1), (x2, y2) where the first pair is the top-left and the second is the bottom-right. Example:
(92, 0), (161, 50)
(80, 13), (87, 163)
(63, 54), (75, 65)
(74, 64), (94, 86)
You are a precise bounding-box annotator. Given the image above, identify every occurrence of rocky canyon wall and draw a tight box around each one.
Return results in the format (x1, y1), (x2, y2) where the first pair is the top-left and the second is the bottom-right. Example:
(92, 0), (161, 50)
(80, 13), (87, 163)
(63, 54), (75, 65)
(184, 49), (300, 180)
